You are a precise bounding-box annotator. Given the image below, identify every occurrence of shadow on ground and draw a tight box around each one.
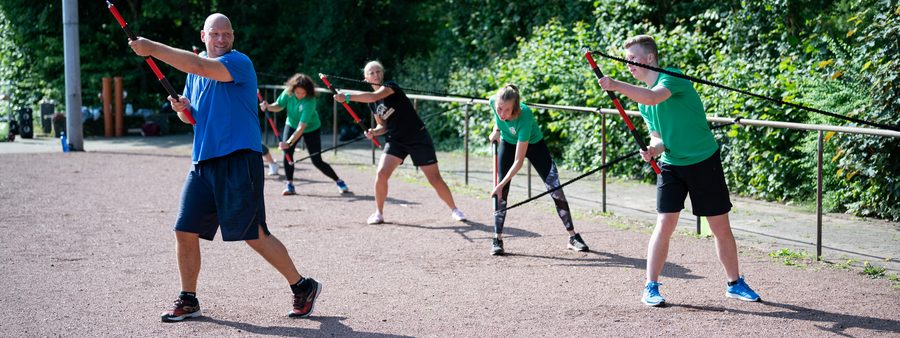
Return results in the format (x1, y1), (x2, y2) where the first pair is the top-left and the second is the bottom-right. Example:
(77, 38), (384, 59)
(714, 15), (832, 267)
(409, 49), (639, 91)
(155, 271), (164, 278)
(196, 315), (413, 337)
(673, 302), (900, 336)
(389, 220), (540, 242)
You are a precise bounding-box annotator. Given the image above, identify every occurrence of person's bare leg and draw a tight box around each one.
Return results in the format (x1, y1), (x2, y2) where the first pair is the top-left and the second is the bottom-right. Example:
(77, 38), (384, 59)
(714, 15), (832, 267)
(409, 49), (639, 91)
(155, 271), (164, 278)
(418, 163), (457, 210)
(175, 231), (202, 292)
(246, 225), (302, 284)
(646, 212), (680, 282)
(706, 213), (740, 281)
(374, 154), (402, 214)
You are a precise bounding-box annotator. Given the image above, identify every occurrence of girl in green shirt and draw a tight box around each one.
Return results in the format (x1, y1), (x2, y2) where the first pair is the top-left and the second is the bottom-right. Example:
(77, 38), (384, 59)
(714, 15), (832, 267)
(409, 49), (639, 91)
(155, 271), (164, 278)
(488, 84), (589, 255)
(260, 73), (349, 195)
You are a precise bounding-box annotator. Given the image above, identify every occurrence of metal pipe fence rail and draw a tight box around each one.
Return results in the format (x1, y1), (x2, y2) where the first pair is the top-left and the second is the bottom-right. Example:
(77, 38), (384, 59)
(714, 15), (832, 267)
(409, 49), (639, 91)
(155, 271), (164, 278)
(259, 84), (900, 261)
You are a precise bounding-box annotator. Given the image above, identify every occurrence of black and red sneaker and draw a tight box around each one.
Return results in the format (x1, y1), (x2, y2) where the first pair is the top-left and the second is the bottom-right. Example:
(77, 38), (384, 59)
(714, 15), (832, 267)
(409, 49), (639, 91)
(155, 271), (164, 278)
(160, 298), (202, 323)
(288, 278), (322, 318)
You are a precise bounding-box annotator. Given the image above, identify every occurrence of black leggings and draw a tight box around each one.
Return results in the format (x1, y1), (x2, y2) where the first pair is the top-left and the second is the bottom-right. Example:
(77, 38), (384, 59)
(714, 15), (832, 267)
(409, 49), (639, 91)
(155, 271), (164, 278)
(495, 140), (574, 234)
(282, 127), (340, 182)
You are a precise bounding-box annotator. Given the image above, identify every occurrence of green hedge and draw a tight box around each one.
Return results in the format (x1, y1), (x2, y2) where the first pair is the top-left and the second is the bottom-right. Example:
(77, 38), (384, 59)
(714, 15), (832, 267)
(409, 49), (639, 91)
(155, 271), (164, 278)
(433, 0), (900, 221)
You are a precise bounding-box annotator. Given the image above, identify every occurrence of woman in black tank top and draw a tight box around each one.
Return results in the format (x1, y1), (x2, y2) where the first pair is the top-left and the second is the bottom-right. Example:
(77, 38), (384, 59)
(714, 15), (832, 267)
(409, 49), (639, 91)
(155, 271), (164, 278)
(332, 61), (467, 225)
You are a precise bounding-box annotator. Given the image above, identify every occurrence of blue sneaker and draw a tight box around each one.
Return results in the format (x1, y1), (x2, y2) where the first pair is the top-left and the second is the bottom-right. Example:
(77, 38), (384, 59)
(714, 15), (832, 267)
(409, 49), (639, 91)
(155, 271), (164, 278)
(726, 276), (760, 302)
(282, 182), (296, 196)
(336, 180), (350, 193)
(642, 281), (665, 307)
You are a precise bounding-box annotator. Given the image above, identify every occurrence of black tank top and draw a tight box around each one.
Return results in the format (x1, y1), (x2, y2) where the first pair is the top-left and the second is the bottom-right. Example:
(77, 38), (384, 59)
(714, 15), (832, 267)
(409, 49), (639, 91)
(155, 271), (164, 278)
(367, 81), (425, 142)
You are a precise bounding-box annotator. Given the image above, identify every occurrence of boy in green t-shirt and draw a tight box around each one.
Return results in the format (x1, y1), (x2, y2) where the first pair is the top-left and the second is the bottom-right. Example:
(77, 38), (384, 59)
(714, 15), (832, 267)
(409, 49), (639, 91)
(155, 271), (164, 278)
(597, 35), (760, 306)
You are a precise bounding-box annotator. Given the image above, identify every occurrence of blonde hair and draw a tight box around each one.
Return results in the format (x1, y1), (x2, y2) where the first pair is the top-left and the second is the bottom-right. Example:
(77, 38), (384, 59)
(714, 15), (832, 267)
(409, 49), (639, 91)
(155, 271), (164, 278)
(495, 84), (522, 119)
(363, 61), (385, 75)
(624, 35), (658, 62)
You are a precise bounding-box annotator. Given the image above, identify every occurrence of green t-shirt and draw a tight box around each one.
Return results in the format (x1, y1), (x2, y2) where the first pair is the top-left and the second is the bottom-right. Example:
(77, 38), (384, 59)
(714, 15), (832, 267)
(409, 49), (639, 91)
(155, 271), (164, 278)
(638, 68), (718, 166)
(275, 89), (320, 132)
(490, 98), (543, 144)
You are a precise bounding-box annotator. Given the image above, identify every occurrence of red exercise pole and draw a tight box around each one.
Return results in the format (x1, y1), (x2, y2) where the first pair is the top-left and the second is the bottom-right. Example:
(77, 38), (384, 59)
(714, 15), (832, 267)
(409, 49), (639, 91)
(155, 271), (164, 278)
(318, 74), (382, 148)
(582, 48), (661, 175)
(106, 1), (195, 125)
(257, 91), (294, 164)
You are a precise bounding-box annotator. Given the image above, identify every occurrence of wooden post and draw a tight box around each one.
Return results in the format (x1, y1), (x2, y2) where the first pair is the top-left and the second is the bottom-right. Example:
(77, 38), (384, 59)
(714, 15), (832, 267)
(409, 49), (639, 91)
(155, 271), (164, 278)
(114, 77), (124, 137)
(102, 77), (112, 137)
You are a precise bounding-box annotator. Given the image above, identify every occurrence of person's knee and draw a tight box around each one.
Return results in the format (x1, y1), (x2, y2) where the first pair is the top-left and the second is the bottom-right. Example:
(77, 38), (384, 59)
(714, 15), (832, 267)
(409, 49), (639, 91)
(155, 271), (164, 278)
(425, 172), (444, 185)
(655, 213), (680, 232)
(376, 169), (392, 183)
(175, 230), (200, 243)
(707, 215), (734, 236)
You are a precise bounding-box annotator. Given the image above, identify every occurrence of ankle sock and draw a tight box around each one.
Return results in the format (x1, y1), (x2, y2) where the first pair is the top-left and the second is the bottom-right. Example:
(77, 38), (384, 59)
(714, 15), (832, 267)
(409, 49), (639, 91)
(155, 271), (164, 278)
(179, 291), (197, 303)
(290, 278), (308, 294)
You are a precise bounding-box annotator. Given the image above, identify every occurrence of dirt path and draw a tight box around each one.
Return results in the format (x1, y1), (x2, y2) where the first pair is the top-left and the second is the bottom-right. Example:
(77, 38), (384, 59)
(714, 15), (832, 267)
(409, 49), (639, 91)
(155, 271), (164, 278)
(0, 149), (897, 337)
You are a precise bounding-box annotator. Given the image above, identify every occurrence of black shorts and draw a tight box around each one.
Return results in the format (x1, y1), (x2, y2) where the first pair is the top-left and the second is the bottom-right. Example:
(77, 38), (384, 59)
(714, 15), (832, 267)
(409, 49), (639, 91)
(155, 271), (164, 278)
(173, 149), (269, 241)
(656, 149), (732, 216)
(384, 130), (438, 167)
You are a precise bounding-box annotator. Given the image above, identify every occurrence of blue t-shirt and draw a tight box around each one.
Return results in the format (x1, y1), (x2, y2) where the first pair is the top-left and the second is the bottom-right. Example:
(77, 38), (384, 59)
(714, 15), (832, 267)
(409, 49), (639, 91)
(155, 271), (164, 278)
(183, 50), (261, 163)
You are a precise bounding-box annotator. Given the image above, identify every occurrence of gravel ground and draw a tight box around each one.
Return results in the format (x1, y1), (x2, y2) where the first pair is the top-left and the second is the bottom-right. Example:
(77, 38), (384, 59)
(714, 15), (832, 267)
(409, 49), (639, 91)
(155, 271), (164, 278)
(0, 149), (897, 337)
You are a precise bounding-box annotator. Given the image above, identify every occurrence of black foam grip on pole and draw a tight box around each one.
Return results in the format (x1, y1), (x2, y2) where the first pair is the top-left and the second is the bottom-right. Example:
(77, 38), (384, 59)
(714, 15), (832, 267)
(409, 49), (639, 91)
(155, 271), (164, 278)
(293, 136), (367, 164)
(492, 141), (499, 211)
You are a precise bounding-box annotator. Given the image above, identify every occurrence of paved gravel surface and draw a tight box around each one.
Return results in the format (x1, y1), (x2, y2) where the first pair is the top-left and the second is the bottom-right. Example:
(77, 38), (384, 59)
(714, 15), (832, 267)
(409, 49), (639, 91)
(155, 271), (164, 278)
(0, 147), (897, 337)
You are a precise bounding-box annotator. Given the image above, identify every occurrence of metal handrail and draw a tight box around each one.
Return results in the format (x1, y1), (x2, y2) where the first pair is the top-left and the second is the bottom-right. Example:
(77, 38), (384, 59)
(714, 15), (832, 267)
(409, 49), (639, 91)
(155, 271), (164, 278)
(260, 84), (900, 138)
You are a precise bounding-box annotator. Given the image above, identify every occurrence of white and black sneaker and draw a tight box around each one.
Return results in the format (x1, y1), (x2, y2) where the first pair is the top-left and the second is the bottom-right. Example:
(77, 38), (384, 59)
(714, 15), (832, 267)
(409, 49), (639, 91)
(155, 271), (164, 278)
(567, 233), (589, 252)
(491, 238), (504, 256)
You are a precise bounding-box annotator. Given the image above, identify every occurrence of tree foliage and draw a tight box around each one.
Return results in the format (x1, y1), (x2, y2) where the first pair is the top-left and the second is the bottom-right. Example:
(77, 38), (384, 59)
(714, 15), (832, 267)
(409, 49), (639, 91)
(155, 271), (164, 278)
(1, 0), (897, 219)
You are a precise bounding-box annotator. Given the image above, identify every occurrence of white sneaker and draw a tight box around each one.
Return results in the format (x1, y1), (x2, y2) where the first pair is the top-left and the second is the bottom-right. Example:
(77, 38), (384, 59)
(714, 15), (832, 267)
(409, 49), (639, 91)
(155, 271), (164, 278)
(451, 208), (467, 222)
(367, 212), (384, 225)
(267, 163), (278, 176)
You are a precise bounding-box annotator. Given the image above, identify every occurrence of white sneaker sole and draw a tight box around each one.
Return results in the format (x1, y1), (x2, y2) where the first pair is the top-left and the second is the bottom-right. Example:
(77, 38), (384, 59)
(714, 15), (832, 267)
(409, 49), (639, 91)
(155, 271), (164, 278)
(726, 292), (760, 302)
(567, 245), (588, 252)
(641, 298), (665, 307)
(161, 309), (202, 322)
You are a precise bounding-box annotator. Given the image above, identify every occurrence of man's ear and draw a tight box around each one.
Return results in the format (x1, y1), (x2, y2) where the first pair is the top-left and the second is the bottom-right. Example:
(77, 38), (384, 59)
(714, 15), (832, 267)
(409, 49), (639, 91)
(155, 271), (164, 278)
(199, 30), (206, 43)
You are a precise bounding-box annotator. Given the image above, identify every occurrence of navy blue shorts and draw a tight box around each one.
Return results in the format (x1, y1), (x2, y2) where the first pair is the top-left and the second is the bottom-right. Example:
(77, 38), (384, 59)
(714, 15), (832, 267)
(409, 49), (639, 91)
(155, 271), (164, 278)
(173, 149), (270, 241)
(384, 129), (438, 167)
(656, 148), (732, 216)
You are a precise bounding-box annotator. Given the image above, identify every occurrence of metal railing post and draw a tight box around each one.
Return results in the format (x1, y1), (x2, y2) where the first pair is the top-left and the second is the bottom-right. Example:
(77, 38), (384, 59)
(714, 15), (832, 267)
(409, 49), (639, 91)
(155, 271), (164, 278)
(333, 100), (337, 155)
(817, 130), (823, 260)
(262, 90), (270, 146)
(464, 102), (470, 185)
(601, 113), (607, 213)
(527, 159), (532, 198)
(371, 114), (376, 165)
(415, 99), (419, 174)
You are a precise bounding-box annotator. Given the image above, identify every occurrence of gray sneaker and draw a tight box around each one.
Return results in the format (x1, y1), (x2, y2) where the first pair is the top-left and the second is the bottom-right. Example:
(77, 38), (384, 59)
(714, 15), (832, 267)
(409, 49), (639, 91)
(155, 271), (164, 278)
(567, 233), (589, 252)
